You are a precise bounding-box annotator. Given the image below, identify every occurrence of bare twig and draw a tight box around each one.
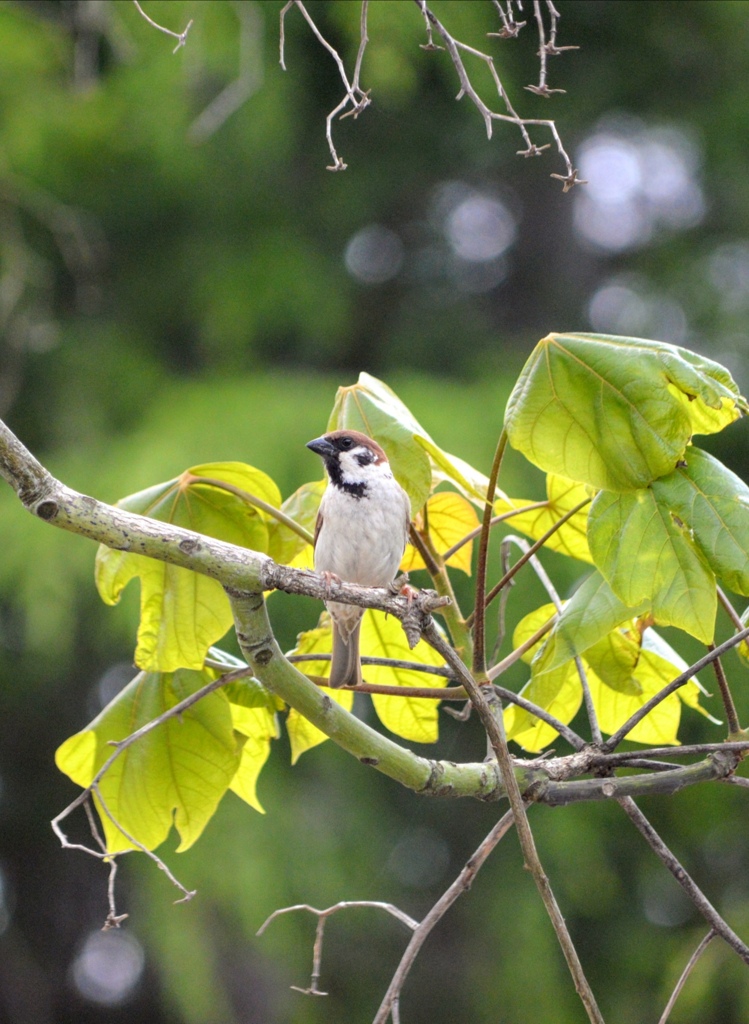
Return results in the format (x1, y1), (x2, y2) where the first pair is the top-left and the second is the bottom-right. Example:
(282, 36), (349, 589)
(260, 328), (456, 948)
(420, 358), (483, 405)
(132, 0), (192, 53)
(443, 500), (549, 562)
(658, 930), (716, 1024)
(415, 0), (582, 186)
(619, 797), (749, 965)
(421, 621), (604, 1024)
(258, 901), (418, 997)
(373, 809), (516, 1023)
(92, 783), (196, 903)
(717, 585), (745, 632)
(708, 643), (742, 736)
(280, 0), (371, 170)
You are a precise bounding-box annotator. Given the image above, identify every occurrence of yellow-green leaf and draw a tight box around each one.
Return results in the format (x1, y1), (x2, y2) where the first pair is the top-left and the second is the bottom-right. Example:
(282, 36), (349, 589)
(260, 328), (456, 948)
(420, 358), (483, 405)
(229, 704), (279, 812)
(496, 475), (593, 562)
(96, 462), (282, 671)
(269, 479), (326, 565)
(362, 610), (447, 743)
(513, 603), (558, 665)
(588, 660), (682, 746)
(285, 621), (354, 762)
(505, 661), (582, 752)
(55, 669), (239, 854)
(402, 491), (480, 574)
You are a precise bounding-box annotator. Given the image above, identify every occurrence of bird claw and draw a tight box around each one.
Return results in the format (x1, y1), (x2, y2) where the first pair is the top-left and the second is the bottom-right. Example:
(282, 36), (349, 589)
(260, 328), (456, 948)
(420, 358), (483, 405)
(389, 574), (418, 604)
(320, 570), (341, 600)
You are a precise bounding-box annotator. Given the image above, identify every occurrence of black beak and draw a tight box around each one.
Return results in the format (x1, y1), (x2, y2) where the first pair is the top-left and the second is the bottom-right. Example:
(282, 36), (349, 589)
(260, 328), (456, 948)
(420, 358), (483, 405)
(306, 436), (337, 458)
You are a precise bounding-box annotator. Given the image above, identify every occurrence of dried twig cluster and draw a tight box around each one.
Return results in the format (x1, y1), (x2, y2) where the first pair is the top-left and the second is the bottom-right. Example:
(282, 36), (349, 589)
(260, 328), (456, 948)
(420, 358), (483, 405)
(280, 0), (584, 188)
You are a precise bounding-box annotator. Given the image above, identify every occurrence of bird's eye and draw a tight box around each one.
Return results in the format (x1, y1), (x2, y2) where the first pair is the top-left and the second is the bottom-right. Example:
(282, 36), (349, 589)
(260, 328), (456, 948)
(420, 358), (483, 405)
(339, 436), (354, 450)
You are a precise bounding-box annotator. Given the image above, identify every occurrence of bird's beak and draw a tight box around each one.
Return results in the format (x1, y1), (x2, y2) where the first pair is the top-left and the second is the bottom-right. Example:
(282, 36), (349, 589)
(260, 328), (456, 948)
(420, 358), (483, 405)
(306, 436), (337, 458)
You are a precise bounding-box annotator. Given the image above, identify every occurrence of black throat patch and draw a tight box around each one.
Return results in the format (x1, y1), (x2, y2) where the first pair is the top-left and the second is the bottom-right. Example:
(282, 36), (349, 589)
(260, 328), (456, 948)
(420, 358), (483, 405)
(326, 456), (368, 499)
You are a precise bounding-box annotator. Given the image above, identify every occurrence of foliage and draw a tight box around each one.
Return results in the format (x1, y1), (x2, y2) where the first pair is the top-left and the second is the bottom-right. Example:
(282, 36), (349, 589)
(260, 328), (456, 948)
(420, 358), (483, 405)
(55, 333), (748, 859)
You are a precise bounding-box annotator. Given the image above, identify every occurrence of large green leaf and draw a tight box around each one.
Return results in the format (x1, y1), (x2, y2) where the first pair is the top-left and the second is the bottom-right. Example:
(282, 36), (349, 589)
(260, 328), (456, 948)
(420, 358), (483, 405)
(652, 447), (749, 596)
(96, 462), (281, 671)
(55, 669), (239, 854)
(328, 373), (497, 509)
(505, 661), (582, 752)
(588, 488), (716, 643)
(504, 334), (746, 492)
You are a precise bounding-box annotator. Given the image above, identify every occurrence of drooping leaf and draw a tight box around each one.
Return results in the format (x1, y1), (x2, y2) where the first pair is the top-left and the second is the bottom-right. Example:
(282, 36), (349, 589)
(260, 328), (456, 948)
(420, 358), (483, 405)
(652, 447), (749, 596)
(361, 610), (447, 743)
(588, 488), (716, 643)
(413, 434), (493, 505)
(229, 704), (279, 812)
(96, 462), (282, 671)
(504, 333), (746, 492)
(285, 620), (354, 762)
(55, 669), (239, 854)
(496, 475), (593, 562)
(402, 491), (480, 574)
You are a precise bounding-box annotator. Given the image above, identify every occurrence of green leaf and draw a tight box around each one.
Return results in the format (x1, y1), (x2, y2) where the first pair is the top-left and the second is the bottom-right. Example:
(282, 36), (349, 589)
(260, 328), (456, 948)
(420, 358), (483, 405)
(496, 474), (593, 562)
(401, 491), (480, 574)
(96, 462), (281, 671)
(55, 669), (239, 854)
(285, 621), (354, 762)
(535, 570), (648, 675)
(652, 447), (749, 596)
(588, 488), (716, 643)
(361, 610), (447, 743)
(641, 630), (719, 721)
(413, 434), (492, 505)
(228, 704), (278, 812)
(588, 653), (683, 745)
(504, 333), (746, 492)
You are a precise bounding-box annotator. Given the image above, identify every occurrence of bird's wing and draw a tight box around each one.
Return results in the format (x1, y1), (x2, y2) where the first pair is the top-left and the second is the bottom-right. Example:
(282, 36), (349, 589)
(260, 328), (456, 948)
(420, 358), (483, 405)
(313, 509), (323, 550)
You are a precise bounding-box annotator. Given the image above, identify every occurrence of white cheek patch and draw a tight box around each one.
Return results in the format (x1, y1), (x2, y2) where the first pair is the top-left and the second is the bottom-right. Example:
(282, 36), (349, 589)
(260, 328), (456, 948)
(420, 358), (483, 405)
(338, 447), (387, 485)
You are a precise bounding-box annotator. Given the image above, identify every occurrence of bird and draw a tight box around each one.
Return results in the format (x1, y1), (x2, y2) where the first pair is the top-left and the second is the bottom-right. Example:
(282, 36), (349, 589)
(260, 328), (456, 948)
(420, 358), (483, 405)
(306, 429), (411, 688)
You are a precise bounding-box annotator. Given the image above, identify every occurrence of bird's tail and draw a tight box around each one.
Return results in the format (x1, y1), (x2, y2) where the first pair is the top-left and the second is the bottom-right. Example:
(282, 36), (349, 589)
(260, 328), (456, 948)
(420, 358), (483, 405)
(330, 619), (362, 689)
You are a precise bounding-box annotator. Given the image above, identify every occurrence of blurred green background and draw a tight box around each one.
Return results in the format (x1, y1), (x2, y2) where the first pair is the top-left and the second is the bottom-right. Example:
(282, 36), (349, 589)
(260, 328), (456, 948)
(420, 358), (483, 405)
(3, 1), (749, 1021)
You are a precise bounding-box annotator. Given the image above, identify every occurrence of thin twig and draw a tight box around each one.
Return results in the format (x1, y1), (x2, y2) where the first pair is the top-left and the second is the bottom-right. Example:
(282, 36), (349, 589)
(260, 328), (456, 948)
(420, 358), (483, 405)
(132, 0), (192, 53)
(708, 643), (741, 736)
(415, 0), (582, 188)
(421, 621), (604, 1024)
(658, 930), (716, 1024)
(257, 901), (418, 997)
(373, 809), (516, 1023)
(92, 784), (196, 904)
(603, 627), (749, 751)
(442, 500), (549, 561)
(279, 0), (371, 170)
(467, 497), (591, 625)
(500, 534), (602, 746)
(619, 797), (749, 964)
(717, 585), (745, 632)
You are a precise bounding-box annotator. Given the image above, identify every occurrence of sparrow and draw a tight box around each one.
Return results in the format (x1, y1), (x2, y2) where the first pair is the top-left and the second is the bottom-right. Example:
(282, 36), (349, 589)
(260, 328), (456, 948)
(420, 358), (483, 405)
(306, 429), (411, 688)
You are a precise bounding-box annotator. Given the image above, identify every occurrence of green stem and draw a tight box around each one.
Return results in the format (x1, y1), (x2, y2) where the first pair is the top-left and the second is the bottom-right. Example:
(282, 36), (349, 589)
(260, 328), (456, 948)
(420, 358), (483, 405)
(409, 522), (472, 664)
